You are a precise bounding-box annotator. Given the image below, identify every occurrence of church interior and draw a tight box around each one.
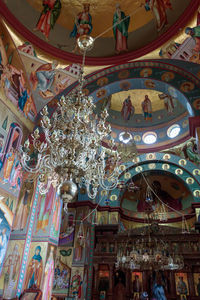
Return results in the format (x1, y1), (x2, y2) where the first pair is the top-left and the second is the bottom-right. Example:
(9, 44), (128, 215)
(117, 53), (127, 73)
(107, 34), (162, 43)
(0, 0), (200, 299)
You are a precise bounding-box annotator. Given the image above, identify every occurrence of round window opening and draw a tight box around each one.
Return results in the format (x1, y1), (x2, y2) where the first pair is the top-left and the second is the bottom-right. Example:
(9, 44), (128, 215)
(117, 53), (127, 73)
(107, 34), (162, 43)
(143, 132), (157, 144)
(167, 124), (181, 139)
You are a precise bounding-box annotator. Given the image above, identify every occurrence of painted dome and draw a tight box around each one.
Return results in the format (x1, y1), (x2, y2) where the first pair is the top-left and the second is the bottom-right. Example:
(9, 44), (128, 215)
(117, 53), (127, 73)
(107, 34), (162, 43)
(1, 0), (199, 65)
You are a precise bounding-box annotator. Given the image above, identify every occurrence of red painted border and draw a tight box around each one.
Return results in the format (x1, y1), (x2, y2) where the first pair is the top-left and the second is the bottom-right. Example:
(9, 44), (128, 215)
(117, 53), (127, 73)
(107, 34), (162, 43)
(0, 0), (199, 66)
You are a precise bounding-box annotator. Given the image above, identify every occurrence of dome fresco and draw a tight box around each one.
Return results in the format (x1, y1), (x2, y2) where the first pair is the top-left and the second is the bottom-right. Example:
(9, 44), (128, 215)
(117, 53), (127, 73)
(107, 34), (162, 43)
(95, 89), (187, 128)
(2, 0), (199, 64)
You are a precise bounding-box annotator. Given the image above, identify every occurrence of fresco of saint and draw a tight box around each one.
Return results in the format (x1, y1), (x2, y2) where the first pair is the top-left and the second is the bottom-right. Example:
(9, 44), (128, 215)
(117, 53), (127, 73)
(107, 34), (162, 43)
(70, 3), (92, 53)
(34, 0), (62, 41)
(158, 93), (176, 114)
(144, 0), (172, 32)
(12, 181), (34, 231)
(113, 4), (130, 54)
(3, 147), (16, 183)
(36, 184), (55, 234)
(3, 244), (20, 299)
(24, 246), (43, 289)
(42, 247), (54, 300)
(141, 95), (152, 121)
(0, 36), (33, 117)
(30, 61), (58, 99)
(121, 95), (135, 121)
(71, 270), (82, 298)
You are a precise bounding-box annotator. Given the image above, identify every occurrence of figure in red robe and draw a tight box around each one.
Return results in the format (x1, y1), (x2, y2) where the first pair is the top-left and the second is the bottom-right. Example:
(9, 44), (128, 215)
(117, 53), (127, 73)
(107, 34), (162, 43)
(34, 0), (62, 41)
(121, 95), (135, 121)
(144, 0), (172, 32)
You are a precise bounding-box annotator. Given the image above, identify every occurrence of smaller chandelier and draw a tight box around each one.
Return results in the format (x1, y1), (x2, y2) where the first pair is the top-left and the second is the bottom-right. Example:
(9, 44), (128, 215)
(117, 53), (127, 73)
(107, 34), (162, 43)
(116, 236), (184, 271)
(116, 220), (184, 271)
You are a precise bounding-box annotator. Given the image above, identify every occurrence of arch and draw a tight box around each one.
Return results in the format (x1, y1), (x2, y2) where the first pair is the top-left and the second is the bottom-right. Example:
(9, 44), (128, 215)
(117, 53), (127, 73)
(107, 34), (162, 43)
(97, 152), (200, 207)
(43, 60), (200, 121)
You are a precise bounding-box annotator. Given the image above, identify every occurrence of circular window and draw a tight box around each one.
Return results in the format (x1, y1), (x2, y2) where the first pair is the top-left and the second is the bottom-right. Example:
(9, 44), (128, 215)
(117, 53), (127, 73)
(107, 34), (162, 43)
(142, 132), (157, 144)
(167, 124), (181, 139)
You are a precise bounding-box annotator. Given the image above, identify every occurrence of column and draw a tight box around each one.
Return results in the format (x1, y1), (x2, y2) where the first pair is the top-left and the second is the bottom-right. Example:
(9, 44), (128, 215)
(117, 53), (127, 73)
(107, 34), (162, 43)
(16, 180), (40, 297)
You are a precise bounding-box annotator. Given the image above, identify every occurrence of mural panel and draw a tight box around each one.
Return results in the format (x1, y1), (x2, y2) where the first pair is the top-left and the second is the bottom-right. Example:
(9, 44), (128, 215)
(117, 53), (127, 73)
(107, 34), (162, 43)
(0, 100), (28, 197)
(24, 241), (48, 291)
(18, 50), (79, 116)
(50, 194), (62, 243)
(53, 246), (72, 297)
(59, 209), (75, 247)
(69, 267), (84, 299)
(0, 20), (35, 122)
(12, 179), (35, 234)
(0, 240), (24, 298)
(41, 245), (56, 300)
(0, 190), (18, 275)
(34, 184), (55, 236)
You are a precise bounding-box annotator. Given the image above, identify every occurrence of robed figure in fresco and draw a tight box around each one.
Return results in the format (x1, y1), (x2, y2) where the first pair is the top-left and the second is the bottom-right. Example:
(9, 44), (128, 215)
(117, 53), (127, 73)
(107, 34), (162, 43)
(71, 270), (82, 298)
(42, 247), (54, 300)
(121, 95), (135, 121)
(34, 0), (62, 41)
(25, 246), (43, 289)
(13, 181), (33, 231)
(36, 184), (55, 234)
(30, 61), (58, 99)
(3, 244), (20, 299)
(144, 0), (172, 32)
(141, 95), (152, 121)
(3, 147), (16, 183)
(70, 3), (92, 53)
(113, 4), (130, 54)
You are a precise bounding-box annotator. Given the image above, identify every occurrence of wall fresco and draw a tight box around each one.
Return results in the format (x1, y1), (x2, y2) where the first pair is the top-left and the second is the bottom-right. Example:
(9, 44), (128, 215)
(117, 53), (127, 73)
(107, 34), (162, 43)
(0, 239), (24, 298)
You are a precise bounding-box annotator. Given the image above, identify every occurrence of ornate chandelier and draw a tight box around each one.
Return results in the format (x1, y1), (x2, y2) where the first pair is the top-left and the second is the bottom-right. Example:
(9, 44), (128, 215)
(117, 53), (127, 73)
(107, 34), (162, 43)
(20, 36), (120, 202)
(116, 236), (184, 271)
(116, 220), (184, 271)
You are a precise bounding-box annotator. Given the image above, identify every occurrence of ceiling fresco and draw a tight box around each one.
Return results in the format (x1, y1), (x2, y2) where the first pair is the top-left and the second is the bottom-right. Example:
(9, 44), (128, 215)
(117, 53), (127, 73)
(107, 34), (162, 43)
(96, 88), (187, 129)
(121, 170), (193, 220)
(27, 58), (200, 152)
(2, 0), (199, 65)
